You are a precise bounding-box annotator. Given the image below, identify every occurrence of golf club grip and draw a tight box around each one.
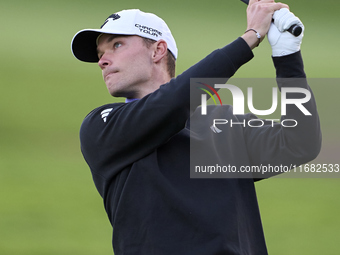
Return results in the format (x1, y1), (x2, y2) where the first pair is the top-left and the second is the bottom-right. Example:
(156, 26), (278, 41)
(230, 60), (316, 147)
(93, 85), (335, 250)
(239, 0), (302, 37)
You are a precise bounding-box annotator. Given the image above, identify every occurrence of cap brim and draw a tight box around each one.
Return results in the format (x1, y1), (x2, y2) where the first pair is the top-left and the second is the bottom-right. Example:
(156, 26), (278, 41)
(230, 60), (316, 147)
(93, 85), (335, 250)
(71, 29), (137, 63)
(71, 29), (103, 63)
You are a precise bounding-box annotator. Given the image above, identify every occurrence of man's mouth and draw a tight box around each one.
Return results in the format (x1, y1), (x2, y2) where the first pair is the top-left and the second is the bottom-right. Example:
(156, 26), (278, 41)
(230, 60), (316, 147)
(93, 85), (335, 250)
(104, 70), (118, 80)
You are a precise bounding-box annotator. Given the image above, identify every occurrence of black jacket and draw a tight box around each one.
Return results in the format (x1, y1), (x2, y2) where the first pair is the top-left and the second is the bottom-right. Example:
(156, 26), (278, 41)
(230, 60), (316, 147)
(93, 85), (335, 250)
(80, 37), (321, 254)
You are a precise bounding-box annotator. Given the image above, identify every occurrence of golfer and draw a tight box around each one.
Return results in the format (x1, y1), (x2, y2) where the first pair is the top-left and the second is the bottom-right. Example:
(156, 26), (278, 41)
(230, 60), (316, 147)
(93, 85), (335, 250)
(71, 0), (321, 254)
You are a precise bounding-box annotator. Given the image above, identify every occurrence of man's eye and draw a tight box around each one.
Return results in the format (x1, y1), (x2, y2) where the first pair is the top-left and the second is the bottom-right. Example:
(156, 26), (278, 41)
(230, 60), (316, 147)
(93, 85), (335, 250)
(114, 42), (122, 48)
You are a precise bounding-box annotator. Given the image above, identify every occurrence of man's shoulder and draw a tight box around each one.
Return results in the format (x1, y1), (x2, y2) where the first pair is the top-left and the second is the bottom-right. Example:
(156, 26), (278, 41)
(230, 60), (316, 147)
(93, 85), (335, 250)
(79, 103), (126, 133)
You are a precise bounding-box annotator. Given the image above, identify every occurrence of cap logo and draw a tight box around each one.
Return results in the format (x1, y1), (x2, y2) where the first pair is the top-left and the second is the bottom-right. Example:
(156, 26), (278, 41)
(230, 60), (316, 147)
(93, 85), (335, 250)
(135, 24), (162, 37)
(101, 14), (121, 28)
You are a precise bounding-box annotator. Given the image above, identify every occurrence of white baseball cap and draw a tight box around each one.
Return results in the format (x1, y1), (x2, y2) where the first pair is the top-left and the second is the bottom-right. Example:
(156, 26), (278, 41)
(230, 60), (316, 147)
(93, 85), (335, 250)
(71, 9), (178, 62)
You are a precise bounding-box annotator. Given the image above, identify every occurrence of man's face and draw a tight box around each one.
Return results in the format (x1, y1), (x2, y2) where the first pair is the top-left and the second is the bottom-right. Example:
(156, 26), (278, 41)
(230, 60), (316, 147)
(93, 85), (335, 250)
(97, 34), (154, 98)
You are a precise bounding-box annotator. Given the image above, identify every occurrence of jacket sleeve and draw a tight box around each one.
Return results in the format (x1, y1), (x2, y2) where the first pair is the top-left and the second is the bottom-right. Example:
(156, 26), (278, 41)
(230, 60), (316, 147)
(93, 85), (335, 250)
(80, 38), (254, 187)
(243, 51), (322, 179)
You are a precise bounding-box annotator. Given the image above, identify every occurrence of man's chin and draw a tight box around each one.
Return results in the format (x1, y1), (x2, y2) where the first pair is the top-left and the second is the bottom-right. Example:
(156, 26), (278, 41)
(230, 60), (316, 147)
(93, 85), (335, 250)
(106, 83), (119, 97)
(106, 82), (135, 98)
(108, 88), (127, 98)
(108, 90), (120, 97)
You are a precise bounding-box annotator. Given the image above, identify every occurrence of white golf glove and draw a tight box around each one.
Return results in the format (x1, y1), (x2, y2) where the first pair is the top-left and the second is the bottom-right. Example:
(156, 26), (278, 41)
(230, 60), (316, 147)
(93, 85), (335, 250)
(268, 8), (304, 57)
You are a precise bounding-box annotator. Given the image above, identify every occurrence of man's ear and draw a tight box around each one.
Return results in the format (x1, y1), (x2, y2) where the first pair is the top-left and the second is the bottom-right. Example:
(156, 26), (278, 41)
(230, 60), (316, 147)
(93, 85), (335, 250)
(152, 40), (168, 63)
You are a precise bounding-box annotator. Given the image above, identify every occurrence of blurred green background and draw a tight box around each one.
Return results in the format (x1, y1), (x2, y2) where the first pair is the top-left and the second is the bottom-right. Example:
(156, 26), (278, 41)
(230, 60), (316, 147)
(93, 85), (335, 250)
(0, 0), (339, 254)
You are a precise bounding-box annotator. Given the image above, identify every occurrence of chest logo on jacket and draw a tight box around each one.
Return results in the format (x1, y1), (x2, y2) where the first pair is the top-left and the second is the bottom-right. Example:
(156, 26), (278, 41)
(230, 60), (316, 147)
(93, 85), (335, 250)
(100, 108), (113, 123)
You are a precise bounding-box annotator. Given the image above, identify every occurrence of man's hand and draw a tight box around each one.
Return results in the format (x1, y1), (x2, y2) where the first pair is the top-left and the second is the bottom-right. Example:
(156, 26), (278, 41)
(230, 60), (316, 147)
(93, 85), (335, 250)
(268, 8), (304, 56)
(241, 0), (288, 49)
